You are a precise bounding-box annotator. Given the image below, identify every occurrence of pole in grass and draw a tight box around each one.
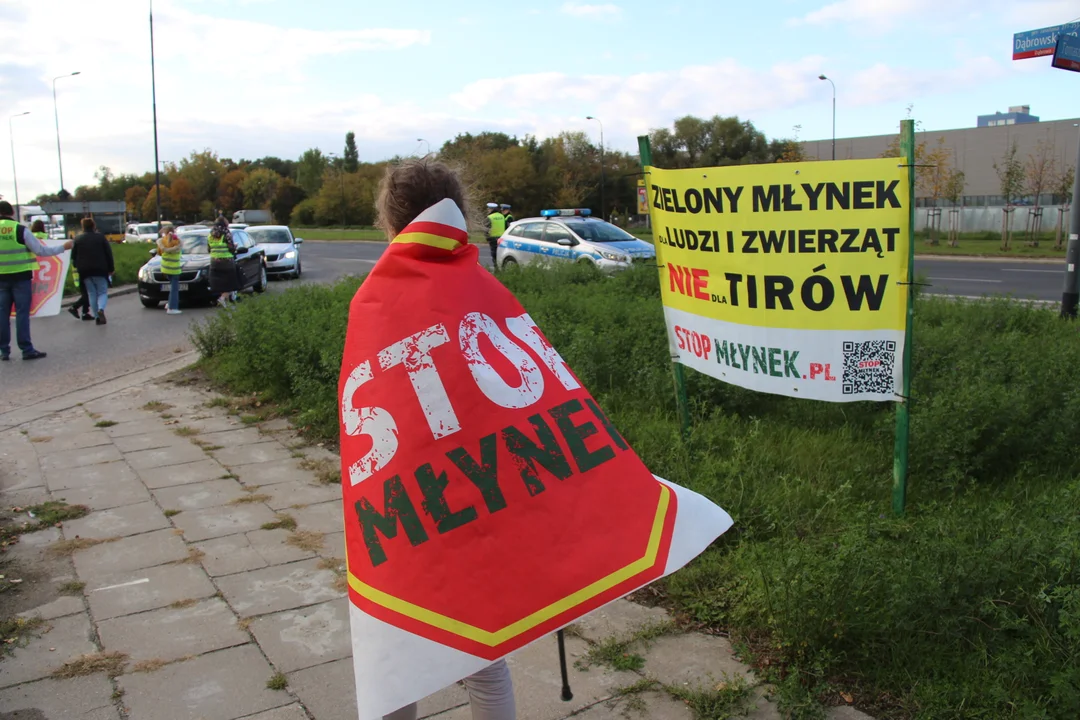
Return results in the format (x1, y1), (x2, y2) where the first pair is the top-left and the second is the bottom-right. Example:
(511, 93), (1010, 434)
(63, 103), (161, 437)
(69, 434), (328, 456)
(556, 630), (573, 701)
(637, 135), (692, 436)
(892, 118), (917, 516)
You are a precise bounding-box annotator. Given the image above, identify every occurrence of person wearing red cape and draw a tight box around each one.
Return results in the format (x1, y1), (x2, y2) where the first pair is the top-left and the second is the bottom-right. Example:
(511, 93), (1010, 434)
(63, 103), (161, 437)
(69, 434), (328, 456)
(338, 159), (732, 720)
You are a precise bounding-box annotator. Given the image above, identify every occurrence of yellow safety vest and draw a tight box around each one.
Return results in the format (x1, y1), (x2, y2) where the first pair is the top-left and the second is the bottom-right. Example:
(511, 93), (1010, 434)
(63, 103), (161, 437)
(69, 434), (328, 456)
(487, 212), (507, 238)
(0, 219), (38, 275)
(159, 234), (182, 275)
(208, 234), (232, 260)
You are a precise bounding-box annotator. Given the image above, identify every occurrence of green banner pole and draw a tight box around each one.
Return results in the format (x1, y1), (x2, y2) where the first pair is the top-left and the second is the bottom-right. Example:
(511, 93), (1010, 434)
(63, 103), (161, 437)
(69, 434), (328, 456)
(637, 135), (691, 436)
(892, 119), (917, 516)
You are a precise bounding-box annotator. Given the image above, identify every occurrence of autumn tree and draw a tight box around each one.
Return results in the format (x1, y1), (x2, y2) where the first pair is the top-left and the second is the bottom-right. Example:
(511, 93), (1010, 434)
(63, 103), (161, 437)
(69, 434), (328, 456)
(649, 115), (772, 169)
(343, 131), (359, 173)
(1023, 139), (1055, 244)
(241, 168), (280, 209)
(774, 125), (810, 163)
(217, 169), (247, 216)
(179, 150), (224, 206)
(169, 177), (199, 222)
(993, 140), (1024, 250)
(269, 178), (306, 226)
(142, 185), (171, 222)
(920, 137), (960, 245)
(943, 168), (966, 246)
(296, 148), (328, 196)
(125, 186), (148, 219)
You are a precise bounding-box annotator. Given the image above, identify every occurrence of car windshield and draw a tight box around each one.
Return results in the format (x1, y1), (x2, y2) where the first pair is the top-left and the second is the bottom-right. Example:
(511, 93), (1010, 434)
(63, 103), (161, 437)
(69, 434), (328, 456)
(570, 221), (637, 243)
(137, 224), (158, 235)
(248, 228), (292, 244)
(179, 232), (210, 254)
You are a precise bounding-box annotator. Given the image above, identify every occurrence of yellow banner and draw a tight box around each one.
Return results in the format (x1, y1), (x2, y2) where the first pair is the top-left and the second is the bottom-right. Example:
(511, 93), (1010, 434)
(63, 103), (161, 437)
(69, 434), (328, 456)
(646, 158), (910, 332)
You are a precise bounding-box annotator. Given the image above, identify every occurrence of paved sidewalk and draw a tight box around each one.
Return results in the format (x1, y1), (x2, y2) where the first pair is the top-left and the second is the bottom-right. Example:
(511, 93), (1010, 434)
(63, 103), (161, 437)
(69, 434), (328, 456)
(0, 371), (872, 720)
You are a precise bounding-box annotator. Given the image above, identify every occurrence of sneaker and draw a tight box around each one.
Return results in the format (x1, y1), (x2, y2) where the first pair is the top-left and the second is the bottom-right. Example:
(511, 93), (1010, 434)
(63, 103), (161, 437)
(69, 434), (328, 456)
(81, 313), (94, 321)
(166, 308), (183, 315)
(67, 305), (80, 319)
(96, 311), (107, 326)
(22, 350), (46, 360)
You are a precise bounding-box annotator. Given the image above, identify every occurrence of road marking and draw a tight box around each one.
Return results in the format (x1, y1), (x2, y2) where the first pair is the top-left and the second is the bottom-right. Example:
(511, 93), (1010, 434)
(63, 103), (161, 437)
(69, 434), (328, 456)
(92, 578), (149, 593)
(1001, 268), (1059, 273)
(926, 276), (1002, 283)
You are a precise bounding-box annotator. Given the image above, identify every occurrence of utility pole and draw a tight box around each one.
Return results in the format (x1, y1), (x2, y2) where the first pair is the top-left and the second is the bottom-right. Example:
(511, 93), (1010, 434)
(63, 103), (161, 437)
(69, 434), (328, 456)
(9, 112), (30, 220)
(52, 71), (80, 196)
(1061, 123), (1080, 318)
(150, 0), (162, 224)
(587, 116), (605, 219)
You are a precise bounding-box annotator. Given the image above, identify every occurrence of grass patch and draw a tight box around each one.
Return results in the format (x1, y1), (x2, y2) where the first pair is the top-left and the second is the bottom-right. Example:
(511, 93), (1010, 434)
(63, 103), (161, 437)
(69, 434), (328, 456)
(266, 672), (288, 690)
(51, 651), (128, 679)
(261, 514), (297, 531)
(191, 262), (1080, 718)
(173, 426), (198, 437)
(28, 436), (51, 443)
(45, 536), (118, 558)
(299, 457), (340, 486)
(142, 401), (172, 412)
(192, 440), (223, 451)
(666, 677), (753, 720)
(0, 502), (92, 544)
(57, 581), (86, 596)
(93, 420), (118, 428)
(228, 494), (271, 505)
(577, 621), (676, 673)
(175, 548), (205, 565)
(286, 530), (324, 552)
(169, 598), (197, 609)
(0, 616), (44, 656)
(131, 658), (169, 673)
(163, 509), (181, 518)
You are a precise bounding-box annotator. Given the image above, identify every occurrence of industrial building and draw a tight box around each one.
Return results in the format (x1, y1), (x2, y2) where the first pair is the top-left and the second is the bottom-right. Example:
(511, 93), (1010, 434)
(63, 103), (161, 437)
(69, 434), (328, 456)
(800, 107), (1078, 207)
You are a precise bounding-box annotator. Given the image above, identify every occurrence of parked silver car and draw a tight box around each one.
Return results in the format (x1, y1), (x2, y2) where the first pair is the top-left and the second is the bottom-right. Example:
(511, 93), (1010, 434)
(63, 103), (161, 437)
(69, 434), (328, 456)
(246, 225), (303, 279)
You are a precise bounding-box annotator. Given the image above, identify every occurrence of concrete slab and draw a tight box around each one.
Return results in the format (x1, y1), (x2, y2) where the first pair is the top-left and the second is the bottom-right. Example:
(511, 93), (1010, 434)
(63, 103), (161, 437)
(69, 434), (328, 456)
(232, 458), (311, 487)
(0, 613), (98, 689)
(825, 707), (875, 720)
(0, 675), (120, 719)
(61, 501), (169, 540)
(174, 415), (245, 434)
(86, 562), (216, 621)
(504, 634), (639, 718)
(46, 460), (137, 491)
(320, 531), (346, 559)
(417, 683), (469, 718)
(125, 442), (208, 471)
(138, 458), (229, 489)
(300, 446), (340, 465)
(73, 528), (189, 576)
(290, 501), (344, 535)
(212, 441), (293, 467)
(250, 598), (350, 673)
(97, 597), (248, 662)
(573, 599), (673, 644)
(216, 559), (341, 618)
(195, 426), (266, 447)
(113, 430), (188, 453)
(247, 528), (317, 565)
(262, 479), (341, 511)
(643, 633), (754, 687)
(30, 429), (113, 455)
(39, 443), (123, 471)
(118, 644), (290, 720)
(171, 502), (279, 542)
(258, 418), (293, 432)
(0, 485), (50, 509)
(574, 691), (695, 720)
(152, 477), (247, 512)
(242, 706), (311, 720)
(89, 408), (160, 425)
(195, 534), (268, 577)
(54, 476), (152, 511)
(287, 657), (357, 720)
(105, 418), (170, 438)
(0, 457), (45, 492)
(18, 595), (85, 621)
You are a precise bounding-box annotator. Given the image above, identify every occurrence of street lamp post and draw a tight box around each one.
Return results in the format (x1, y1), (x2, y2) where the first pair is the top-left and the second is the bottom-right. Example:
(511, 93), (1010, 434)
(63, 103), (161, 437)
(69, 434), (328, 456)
(9, 112), (30, 220)
(150, 0), (162, 223)
(818, 75), (836, 161)
(417, 138), (430, 155)
(52, 71), (81, 196)
(586, 116), (605, 219)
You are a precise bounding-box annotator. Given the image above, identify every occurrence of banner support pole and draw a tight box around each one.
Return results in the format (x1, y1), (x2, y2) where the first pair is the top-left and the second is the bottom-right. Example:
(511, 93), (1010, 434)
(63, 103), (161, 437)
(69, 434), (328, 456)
(638, 135), (692, 436)
(893, 119), (916, 517)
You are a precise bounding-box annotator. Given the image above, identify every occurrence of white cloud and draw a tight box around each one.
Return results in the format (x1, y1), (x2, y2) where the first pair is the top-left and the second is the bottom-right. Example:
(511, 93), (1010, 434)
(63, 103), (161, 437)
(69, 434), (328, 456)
(559, 3), (622, 20)
(792, 0), (957, 30)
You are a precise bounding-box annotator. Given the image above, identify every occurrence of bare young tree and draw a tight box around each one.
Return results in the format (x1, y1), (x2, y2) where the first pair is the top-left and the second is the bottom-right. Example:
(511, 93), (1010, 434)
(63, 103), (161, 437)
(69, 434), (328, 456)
(921, 137), (956, 245)
(993, 140), (1023, 250)
(1054, 163), (1075, 249)
(1023, 139), (1055, 245)
(944, 167), (966, 247)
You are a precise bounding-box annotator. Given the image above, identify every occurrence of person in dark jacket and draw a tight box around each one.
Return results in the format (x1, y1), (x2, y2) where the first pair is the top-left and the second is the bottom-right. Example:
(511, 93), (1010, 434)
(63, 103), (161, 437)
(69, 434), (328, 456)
(71, 217), (114, 325)
(207, 218), (239, 307)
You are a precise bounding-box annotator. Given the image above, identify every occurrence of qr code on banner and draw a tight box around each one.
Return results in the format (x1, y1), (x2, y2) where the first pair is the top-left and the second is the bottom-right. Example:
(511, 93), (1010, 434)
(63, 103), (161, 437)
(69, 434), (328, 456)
(841, 341), (896, 395)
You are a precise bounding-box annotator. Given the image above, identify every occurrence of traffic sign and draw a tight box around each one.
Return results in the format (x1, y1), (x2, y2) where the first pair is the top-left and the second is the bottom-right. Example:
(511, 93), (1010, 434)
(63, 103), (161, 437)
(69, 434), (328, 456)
(1013, 22), (1080, 60)
(1052, 31), (1080, 72)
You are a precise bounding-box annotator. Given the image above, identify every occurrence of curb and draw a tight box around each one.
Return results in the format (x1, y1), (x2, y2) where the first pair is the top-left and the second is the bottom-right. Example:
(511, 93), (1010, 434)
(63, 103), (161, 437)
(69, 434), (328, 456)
(914, 254), (1062, 265)
(61, 284), (139, 303)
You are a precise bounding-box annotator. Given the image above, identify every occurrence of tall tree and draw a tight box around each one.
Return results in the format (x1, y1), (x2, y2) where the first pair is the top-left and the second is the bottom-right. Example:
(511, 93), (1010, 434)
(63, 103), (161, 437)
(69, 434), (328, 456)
(217, 169), (247, 216)
(994, 140), (1024, 250)
(241, 168), (280, 209)
(170, 177), (199, 222)
(142, 185), (171, 221)
(125, 186), (148, 219)
(270, 178), (306, 226)
(344, 131), (359, 173)
(296, 148), (328, 196)
(179, 150), (225, 206)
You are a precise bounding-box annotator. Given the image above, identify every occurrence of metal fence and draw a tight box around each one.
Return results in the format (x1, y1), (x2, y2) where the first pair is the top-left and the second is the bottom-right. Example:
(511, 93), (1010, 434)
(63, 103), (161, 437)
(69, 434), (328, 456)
(914, 205), (1072, 233)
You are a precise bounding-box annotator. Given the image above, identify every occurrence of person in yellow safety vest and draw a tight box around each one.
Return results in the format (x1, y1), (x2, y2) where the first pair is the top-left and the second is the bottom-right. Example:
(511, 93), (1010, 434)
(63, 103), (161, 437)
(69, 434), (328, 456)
(0, 202), (73, 361)
(207, 217), (239, 307)
(500, 204), (514, 225)
(486, 202), (507, 269)
(157, 222), (183, 315)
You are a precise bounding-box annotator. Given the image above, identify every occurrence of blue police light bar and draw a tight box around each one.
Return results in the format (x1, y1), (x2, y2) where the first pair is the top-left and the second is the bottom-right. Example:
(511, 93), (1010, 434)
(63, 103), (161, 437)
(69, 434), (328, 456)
(540, 208), (591, 217)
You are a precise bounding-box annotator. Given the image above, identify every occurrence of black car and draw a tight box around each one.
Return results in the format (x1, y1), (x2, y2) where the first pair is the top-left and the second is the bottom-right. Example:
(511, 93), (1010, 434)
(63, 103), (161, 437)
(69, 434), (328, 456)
(137, 227), (268, 308)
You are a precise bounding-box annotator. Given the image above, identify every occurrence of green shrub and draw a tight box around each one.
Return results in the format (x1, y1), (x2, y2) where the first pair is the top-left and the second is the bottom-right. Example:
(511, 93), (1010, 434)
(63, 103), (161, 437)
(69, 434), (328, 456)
(192, 263), (1080, 718)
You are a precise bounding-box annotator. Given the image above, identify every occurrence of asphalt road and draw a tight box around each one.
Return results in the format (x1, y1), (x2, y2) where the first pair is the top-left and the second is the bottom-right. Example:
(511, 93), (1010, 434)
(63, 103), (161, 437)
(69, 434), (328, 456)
(0, 242), (1060, 412)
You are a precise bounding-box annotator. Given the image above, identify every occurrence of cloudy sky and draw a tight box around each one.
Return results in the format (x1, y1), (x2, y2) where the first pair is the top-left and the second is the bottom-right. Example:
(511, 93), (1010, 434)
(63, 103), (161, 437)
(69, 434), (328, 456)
(1, 0), (1076, 200)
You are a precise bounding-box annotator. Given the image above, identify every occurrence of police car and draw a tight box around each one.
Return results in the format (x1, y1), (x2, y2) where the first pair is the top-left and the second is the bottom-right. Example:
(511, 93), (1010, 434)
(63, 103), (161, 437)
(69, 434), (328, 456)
(496, 209), (655, 271)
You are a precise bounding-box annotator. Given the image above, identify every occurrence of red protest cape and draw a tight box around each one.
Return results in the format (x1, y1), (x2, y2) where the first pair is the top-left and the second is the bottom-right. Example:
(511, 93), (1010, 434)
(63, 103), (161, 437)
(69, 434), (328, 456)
(339, 200), (679, 660)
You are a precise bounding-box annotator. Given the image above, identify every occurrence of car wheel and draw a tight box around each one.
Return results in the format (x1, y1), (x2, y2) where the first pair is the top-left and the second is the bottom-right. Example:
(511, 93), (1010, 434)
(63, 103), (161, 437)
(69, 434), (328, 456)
(140, 297), (160, 309)
(501, 256), (517, 270)
(254, 263), (267, 293)
(293, 258), (301, 279)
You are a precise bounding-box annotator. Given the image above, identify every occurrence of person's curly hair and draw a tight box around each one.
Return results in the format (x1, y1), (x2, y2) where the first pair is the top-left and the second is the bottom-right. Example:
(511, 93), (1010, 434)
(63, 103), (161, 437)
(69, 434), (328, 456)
(375, 157), (479, 239)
